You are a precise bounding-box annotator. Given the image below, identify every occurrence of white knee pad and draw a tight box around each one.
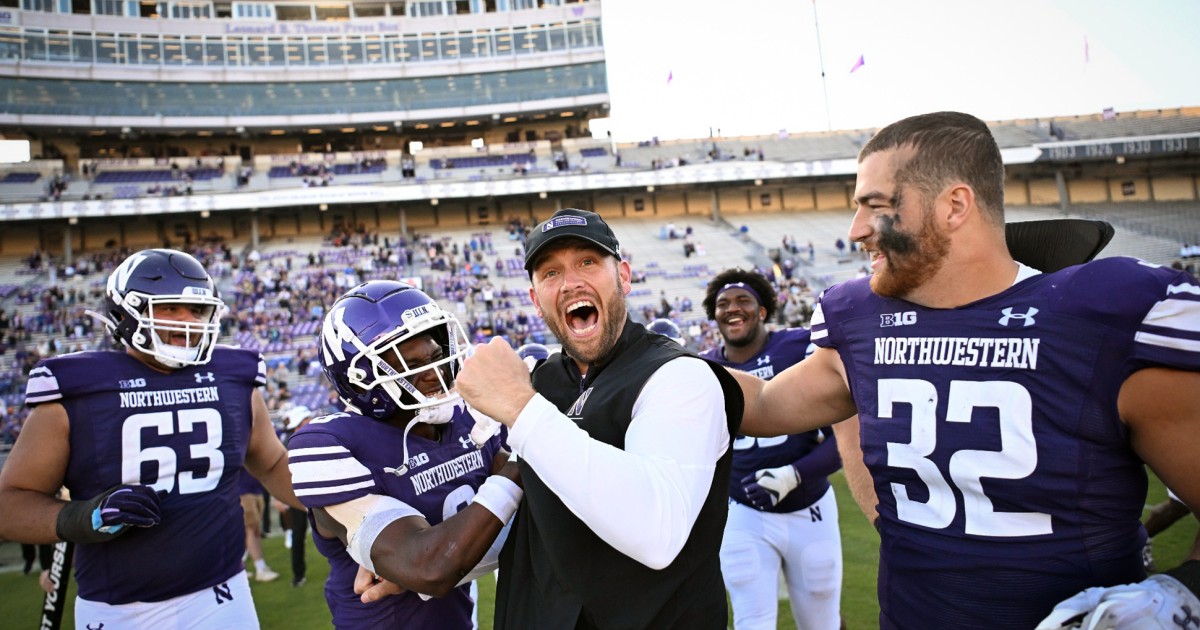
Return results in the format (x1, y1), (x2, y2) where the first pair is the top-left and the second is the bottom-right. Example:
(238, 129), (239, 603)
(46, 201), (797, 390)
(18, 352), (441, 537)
(799, 543), (840, 599)
(720, 541), (761, 587)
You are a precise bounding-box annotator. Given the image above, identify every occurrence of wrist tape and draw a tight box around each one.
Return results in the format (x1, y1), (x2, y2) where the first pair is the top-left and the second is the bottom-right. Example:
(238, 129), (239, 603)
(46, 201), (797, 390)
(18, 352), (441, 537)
(472, 475), (522, 523)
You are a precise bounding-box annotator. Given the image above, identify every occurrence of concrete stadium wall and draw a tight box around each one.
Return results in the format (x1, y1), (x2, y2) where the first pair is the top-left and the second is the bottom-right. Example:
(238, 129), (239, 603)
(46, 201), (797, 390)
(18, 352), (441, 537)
(1068, 179), (1108, 203)
(592, 194), (625, 221)
(782, 185), (818, 211)
(436, 202), (471, 228)
(683, 191), (712, 217)
(1028, 179), (1060, 205)
(1, 222), (41, 255)
(717, 189), (751, 214)
(750, 187), (783, 213)
(655, 191), (687, 217)
(124, 218), (162, 249)
(403, 205), (439, 230)
(82, 220), (122, 252)
(815, 184), (851, 210)
(1005, 178), (1030, 206)
(1151, 176), (1197, 201)
(1108, 177), (1151, 202)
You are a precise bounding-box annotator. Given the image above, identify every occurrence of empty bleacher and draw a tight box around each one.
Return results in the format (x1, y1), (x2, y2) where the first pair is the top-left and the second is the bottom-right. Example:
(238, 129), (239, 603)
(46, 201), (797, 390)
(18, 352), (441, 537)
(1053, 112), (1200, 141)
(94, 168), (223, 184)
(430, 154), (536, 170)
(1, 172), (40, 184)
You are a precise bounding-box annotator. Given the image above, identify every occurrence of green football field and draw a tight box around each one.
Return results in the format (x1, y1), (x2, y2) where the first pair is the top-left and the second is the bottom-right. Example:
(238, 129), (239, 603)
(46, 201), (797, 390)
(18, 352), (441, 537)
(1, 471), (1194, 629)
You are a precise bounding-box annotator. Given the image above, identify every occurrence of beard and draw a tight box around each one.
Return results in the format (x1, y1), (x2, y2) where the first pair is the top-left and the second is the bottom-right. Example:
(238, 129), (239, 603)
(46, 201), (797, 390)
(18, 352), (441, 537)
(545, 287), (628, 367)
(720, 319), (763, 349)
(869, 205), (951, 299)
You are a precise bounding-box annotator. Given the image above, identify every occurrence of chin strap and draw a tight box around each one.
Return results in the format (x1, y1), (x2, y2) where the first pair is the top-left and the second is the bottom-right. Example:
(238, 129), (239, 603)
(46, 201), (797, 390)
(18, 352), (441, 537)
(385, 415), (424, 477)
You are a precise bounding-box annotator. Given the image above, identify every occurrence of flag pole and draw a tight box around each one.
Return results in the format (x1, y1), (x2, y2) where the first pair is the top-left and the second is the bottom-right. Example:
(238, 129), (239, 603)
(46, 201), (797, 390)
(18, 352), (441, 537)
(811, 0), (833, 131)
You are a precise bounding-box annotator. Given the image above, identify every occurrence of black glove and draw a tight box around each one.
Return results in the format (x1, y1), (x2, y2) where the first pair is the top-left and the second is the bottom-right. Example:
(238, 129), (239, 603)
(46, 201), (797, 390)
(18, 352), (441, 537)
(55, 485), (165, 544)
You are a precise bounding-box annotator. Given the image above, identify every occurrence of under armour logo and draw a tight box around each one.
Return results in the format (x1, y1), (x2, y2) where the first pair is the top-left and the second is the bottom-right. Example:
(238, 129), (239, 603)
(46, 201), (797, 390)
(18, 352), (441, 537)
(459, 436), (473, 449)
(756, 355), (770, 366)
(998, 307), (1038, 327)
(87, 624), (104, 630)
(194, 372), (215, 383)
(1176, 605), (1200, 629)
(213, 582), (233, 604)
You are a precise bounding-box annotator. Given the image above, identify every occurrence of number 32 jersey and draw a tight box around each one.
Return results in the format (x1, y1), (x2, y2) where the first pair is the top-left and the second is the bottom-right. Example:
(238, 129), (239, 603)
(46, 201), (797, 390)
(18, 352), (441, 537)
(811, 257), (1200, 629)
(24, 347), (266, 605)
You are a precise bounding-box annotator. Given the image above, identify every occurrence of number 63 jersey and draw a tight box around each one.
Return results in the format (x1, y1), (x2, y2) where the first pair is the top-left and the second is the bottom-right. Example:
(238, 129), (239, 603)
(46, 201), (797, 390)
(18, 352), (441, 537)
(811, 257), (1200, 629)
(24, 346), (266, 605)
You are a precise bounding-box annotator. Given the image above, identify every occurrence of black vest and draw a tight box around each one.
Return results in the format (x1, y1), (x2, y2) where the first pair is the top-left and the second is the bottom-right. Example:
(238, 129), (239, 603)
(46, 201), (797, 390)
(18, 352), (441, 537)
(495, 318), (744, 630)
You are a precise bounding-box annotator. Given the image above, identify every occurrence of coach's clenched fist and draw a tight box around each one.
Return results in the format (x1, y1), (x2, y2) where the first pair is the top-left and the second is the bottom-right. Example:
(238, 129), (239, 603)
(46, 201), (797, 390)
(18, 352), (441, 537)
(456, 336), (536, 428)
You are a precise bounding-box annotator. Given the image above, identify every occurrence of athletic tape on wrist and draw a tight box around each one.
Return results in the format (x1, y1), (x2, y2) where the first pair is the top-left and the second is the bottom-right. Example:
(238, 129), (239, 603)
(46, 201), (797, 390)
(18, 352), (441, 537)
(347, 500), (421, 574)
(472, 475), (522, 523)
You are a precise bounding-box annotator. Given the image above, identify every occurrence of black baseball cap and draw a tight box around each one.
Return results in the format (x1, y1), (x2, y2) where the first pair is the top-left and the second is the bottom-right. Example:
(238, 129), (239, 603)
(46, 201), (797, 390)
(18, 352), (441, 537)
(524, 208), (621, 275)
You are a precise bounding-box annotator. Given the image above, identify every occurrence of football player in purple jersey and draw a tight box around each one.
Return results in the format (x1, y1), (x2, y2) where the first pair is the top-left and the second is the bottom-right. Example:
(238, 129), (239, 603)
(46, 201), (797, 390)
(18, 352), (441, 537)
(287, 280), (519, 629)
(730, 112), (1200, 629)
(700, 268), (844, 630)
(0, 248), (300, 630)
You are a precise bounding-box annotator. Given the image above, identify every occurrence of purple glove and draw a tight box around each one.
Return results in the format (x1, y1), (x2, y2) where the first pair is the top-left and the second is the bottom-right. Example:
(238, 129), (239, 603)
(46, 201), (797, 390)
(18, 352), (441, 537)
(58, 484), (165, 544)
(93, 485), (165, 532)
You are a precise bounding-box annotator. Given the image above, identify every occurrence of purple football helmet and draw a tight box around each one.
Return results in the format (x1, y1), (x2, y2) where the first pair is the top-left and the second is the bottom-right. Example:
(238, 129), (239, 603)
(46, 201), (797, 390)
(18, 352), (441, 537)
(647, 318), (683, 345)
(516, 343), (551, 372)
(319, 280), (470, 420)
(99, 248), (224, 368)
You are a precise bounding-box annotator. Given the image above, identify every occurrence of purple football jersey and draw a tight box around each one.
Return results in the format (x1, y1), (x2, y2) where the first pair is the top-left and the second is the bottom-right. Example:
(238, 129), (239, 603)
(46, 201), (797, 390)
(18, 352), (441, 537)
(287, 405), (504, 629)
(811, 257), (1200, 628)
(701, 328), (839, 513)
(24, 347), (266, 604)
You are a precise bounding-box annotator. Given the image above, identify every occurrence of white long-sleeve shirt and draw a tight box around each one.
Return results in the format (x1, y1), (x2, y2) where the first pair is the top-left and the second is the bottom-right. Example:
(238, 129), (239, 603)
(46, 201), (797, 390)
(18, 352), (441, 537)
(506, 356), (730, 570)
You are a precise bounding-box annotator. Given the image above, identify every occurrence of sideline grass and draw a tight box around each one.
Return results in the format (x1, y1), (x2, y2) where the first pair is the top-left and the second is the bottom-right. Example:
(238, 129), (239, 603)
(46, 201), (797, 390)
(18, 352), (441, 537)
(0, 472), (1193, 629)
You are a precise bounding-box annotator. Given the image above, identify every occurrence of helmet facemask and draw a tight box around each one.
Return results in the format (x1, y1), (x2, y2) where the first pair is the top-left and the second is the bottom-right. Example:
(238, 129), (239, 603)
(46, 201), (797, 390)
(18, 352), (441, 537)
(94, 249), (225, 370)
(116, 291), (224, 369)
(344, 308), (471, 420)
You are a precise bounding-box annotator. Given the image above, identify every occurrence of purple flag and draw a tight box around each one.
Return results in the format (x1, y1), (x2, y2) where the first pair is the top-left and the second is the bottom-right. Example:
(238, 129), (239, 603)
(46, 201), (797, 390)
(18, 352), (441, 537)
(850, 54), (865, 73)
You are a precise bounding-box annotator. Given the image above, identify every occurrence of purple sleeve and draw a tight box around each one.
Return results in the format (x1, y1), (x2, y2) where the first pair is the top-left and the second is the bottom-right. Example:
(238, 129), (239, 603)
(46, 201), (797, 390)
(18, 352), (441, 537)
(791, 427), (841, 481)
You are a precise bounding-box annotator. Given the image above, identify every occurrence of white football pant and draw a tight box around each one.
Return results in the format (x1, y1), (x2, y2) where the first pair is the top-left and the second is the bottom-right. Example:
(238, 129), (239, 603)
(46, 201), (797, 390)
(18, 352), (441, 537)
(720, 485), (843, 630)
